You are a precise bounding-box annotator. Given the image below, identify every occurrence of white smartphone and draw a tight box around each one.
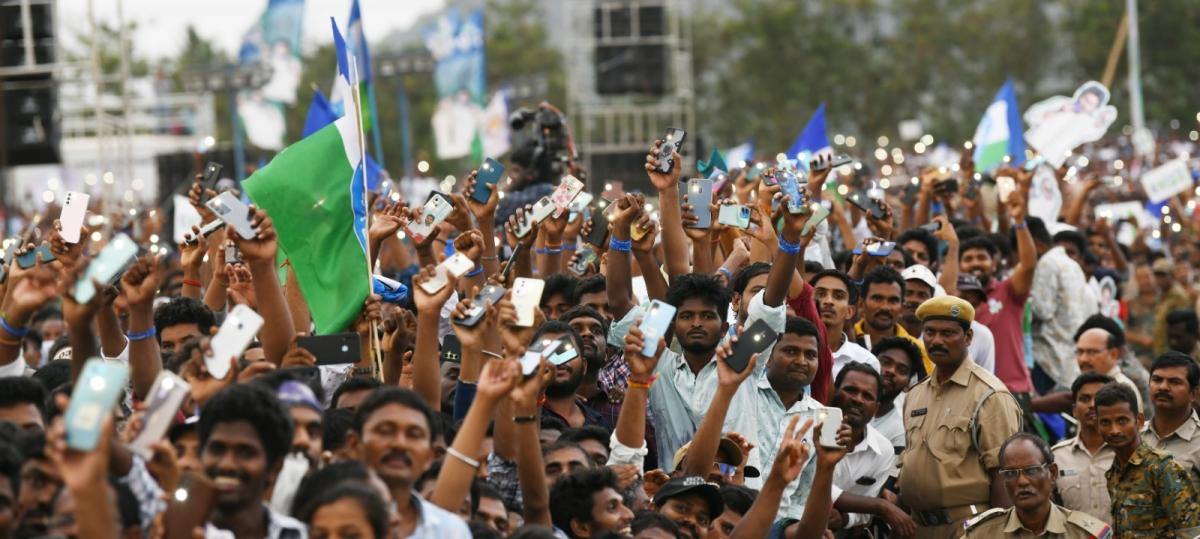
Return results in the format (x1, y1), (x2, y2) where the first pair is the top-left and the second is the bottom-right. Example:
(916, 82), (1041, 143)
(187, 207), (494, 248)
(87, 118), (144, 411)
(551, 176), (586, 217)
(802, 203), (832, 236)
(530, 196), (557, 224)
(512, 277), (545, 327)
(59, 191), (90, 244)
(419, 252), (474, 294)
(520, 337), (561, 376)
(997, 176), (1016, 203)
(206, 192), (256, 240)
(817, 407), (844, 448)
(129, 371), (190, 459)
(208, 304), (263, 379)
(74, 234), (139, 304)
(406, 194), (453, 244)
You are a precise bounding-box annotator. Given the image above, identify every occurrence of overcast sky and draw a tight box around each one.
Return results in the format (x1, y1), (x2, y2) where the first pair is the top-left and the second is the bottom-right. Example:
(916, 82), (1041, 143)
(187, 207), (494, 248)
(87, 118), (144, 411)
(57, 0), (447, 60)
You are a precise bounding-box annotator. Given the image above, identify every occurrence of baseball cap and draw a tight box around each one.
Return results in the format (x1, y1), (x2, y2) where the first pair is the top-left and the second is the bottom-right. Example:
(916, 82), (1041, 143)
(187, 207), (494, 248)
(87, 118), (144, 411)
(956, 274), (985, 295)
(652, 476), (724, 519)
(901, 265), (937, 291)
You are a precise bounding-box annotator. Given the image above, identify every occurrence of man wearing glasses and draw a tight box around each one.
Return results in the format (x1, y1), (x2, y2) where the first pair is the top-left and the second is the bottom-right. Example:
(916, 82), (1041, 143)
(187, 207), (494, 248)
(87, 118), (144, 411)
(963, 433), (1111, 538)
(1075, 327), (1142, 415)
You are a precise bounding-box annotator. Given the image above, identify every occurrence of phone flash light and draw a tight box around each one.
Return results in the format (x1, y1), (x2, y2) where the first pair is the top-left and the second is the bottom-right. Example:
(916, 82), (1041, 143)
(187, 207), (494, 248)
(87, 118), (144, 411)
(162, 378), (175, 390)
(174, 488), (189, 503)
(89, 376), (107, 391)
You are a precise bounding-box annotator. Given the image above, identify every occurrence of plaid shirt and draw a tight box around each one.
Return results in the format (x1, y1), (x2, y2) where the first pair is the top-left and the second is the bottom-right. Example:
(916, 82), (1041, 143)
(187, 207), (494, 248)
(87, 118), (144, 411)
(118, 455), (166, 532)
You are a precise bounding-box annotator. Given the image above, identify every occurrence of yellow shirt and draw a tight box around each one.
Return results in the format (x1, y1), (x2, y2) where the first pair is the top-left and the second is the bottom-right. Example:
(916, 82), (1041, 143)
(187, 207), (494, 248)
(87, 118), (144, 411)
(853, 319), (933, 376)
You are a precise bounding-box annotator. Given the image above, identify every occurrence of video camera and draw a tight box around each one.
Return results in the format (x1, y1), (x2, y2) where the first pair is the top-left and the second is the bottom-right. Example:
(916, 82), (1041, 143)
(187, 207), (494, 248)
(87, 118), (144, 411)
(509, 103), (575, 185)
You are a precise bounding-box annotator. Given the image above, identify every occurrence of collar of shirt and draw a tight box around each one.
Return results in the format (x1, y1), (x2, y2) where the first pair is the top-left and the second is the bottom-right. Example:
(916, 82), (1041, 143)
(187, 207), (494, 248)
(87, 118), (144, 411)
(0, 358), (27, 378)
(1142, 410), (1200, 442)
(542, 399), (607, 428)
(1002, 504), (1069, 534)
(851, 424), (893, 457)
(407, 491), (470, 537)
(928, 360), (975, 391)
(1065, 435), (1110, 455)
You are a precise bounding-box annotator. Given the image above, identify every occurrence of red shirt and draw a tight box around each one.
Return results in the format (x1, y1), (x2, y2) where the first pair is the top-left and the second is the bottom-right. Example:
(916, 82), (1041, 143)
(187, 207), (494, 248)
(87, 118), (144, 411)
(975, 278), (1033, 393)
(788, 283), (832, 404)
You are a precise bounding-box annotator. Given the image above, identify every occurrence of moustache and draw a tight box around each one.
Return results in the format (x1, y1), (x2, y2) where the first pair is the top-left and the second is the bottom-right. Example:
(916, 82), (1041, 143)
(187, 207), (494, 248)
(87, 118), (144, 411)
(928, 346), (949, 355)
(1155, 392), (1173, 400)
(383, 450), (413, 467)
(1015, 488), (1037, 498)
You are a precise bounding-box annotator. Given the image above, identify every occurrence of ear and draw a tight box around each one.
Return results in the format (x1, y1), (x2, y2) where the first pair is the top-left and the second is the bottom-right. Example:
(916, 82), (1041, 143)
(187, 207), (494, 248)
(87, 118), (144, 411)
(570, 518), (591, 538)
(1048, 462), (1059, 481)
(846, 304), (857, 321)
(964, 327), (973, 348)
(345, 430), (363, 459)
(720, 320), (730, 336)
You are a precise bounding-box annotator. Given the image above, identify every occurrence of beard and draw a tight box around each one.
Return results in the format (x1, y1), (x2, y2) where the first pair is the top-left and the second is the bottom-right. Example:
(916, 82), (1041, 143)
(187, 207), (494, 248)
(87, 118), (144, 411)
(546, 366), (585, 398)
(678, 332), (721, 355)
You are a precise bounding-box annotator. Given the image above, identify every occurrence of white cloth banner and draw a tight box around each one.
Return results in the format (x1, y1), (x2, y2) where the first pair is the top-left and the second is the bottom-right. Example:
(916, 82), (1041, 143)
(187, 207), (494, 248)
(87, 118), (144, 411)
(1140, 159), (1193, 204)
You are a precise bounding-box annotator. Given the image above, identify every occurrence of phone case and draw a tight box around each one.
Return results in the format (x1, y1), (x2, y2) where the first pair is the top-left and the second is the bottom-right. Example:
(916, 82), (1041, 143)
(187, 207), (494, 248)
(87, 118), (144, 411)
(443, 252), (475, 278)
(296, 333), (361, 365)
(867, 241), (897, 257)
(778, 171), (807, 214)
(512, 278), (545, 327)
(455, 284), (507, 327)
(726, 319), (778, 373)
(570, 192), (594, 214)
(638, 300), (677, 357)
(474, 158), (505, 203)
(571, 246), (598, 276)
(225, 245), (242, 265)
(658, 128), (686, 173)
(60, 191), (90, 244)
(206, 192), (256, 240)
(817, 407), (844, 448)
(686, 179), (714, 228)
(997, 176), (1016, 203)
(74, 233), (139, 304)
(548, 338), (579, 366)
(520, 337), (561, 376)
(406, 194), (453, 243)
(164, 472), (218, 539)
(585, 208), (610, 247)
(801, 204), (831, 237)
(202, 161), (224, 190)
(186, 219), (226, 245)
(65, 359), (130, 450)
(530, 196), (557, 224)
(208, 304), (264, 379)
(129, 371), (190, 458)
(718, 204), (752, 229)
(16, 243), (55, 269)
(551, 175), (585, 217)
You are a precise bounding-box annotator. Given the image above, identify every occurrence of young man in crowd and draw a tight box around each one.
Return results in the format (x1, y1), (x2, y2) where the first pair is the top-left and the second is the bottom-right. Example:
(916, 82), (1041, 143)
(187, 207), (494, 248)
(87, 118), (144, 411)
(810, 269), (878, 379)
(549, 467), (635, 538)
(852, 267), (930, 376)
(869, 337), (924, 453)
(1051, 372), (1116, 524)
(1140, 351), (1200, 494)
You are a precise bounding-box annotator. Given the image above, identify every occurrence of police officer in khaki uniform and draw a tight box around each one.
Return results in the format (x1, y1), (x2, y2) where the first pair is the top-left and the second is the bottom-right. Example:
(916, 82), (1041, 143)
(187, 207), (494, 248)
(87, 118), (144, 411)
(899, 296), (1023, 538)
(963, 433), (1111, 538)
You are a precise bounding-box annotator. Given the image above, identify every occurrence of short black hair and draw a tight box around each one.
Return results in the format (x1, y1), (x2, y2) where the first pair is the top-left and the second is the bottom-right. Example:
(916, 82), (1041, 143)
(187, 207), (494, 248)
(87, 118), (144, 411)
(732, 262), (772, 297)
(559, 425), (611, 452)
(153, 297), (217, 340)
(719, 484), (756, 516)
(809, 269), (858, 303)
(1071, 373), (1114, 403)
(353, 388), (439, 442)
(321, 407), (355, 453)
(0, 377), (47, 420)
(293, 459), (372, 518)
(1053, 230), (1087, 255)
(550, 467), (623, 538)
(331, 377), (383, 409)
(998, 432), (1054, 468)
(1166, 310), (1200, 333)
(1094, 382), (1140, 416)
(897, 228), (939, 264)
(860, 266), (905, 300)
(665, 273), (734, 324)
(559, 306), (610, 339)
(571, 274), (607, 305)
(531, 320), (585, 359)
(30, 359), (71, 395)
(872, 336), (926, 381)
(834, 361), (883, 402)
(0, 424), (22, 498)
(1023, 217), (1052, 246)
(298, 482), (390, 539)
(960, 235), (998, 259)
(782, 316), (821, 347)
(1150, 351), (1200, 389)
(198, 383), (294, 468)
(253, 367), (326, 405)
(631, 511), (681, 537)
(1074, 314), (1125, 349)
(543, 274), (580, 307)
(542, 439), (587, 460)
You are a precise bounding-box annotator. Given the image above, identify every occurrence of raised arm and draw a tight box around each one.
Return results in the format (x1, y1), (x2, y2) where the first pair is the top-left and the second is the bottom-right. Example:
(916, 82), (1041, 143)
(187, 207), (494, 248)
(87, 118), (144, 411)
(0, 254), (59, 370)
(683, 330), (755, 478)
(1006, 191), (1037, 297)
(410, 266), (460, 411)
(644, 141), (689, 278)
(932, 216), (959, 294)
(632, 218), (668, 302)
(233, 207), (295, 365)
(606, 195), (643, 320)
(729, 416), (814, 539)
(613, 323), (662, 457)
(463, 171), (503, 277)
(178, 226), (207, 300)
(117, 255), (165, 400)
(432, 358), (518, 511)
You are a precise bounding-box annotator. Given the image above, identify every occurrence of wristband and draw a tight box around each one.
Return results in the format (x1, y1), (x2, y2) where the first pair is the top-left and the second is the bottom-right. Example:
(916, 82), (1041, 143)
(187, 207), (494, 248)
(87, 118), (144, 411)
(481, 350), (504, 360)
(562, 243), (577, 251)
(628, 375), (657, 389)
(545, 242), (563, 250)
(446, 447), (481, 469)
(535, 247), (562, 255)
(610, 237), (632, 252)
(126, 327), (157, 342)
(513, 415), (538, 424)
(182, 278), (203, 288)
(465, 266), (484, 278)
(778, 237), (802, 255)
(717, 268), (734, 282)
(1013, 220), (1028, 230)
(481, 255), (499, 261)
(0, 315), (29, 338)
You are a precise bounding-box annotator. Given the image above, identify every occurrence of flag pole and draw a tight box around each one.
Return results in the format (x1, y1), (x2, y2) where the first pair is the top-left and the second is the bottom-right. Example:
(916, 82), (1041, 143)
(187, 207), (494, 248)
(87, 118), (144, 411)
(349, 57), (385, 380)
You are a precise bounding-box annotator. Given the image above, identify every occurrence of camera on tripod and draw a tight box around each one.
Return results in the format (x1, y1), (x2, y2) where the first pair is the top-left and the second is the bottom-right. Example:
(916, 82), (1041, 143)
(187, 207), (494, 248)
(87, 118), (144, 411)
(509, 103), (575, 185)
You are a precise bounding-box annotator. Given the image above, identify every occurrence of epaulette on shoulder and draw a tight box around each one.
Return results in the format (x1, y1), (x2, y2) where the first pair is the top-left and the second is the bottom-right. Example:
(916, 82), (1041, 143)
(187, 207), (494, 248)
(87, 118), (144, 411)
(1065, 509), (1111, 539)
(963, 507), (1006, 530)
(1051, 437), (1075, 451)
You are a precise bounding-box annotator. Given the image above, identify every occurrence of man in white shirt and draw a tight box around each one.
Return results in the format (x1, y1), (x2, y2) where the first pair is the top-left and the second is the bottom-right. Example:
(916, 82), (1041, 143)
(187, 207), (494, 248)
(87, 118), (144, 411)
(869, 337), (925, 453)
(829, 361), (916, 535)
(810, 269), (879, 379)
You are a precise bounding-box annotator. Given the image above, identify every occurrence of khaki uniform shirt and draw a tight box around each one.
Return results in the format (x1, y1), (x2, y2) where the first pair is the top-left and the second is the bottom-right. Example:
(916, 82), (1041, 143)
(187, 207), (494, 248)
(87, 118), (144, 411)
(1140, 411), (1200, 495)
(898, 359), (1023, 511)
(1105, 444), (1200, 538)
(963, 504), (1112, 538)
(1052, 436), (1115, 525)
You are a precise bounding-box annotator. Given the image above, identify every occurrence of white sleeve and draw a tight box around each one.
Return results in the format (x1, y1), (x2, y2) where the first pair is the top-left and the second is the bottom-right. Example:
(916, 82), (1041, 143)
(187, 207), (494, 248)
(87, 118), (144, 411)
(605, 431), (648, 476)
(745, 290), (786, 334)
(101, 337), (129, 363)
(969, 323), (996, 374)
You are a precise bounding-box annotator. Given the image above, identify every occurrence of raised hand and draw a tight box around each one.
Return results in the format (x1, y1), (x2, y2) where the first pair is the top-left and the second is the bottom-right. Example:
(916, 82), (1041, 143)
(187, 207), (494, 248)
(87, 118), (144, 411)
(451, 288), (493, 349)
(632, 217), (658, 254)
(644, 139), (683, 191)
(121, 255), (164, 308)
(411, 264), (458, 315)
(504, 205), (539, 249)
(444, 193), (474, 233)
(231, 206), (278, 264)
(711, 326), (758, 389)
(864, 203), (895, 241)
(814, 422), (852, 469)
(49, 219), (87, 269)
(44, 394), (113, 492)
(511, 356), (553, 410)
(608, 194), (643, 240)
(475, 358), (520, 403)
(178, 225), (208, 272)
(225, 264), (256, 308)
(807, 155), (833, 194)
(540, 207), (569, 242)
(187, 174), (217, 221)
(623, 322), (664, 381)
(495, 291), (542, 355)
(453, 230), (485, 264)
(369, 201), (410, 244)
(770, 415), (815, 483)
(58, 256), (105, 326)
(463, 169), (500, 224)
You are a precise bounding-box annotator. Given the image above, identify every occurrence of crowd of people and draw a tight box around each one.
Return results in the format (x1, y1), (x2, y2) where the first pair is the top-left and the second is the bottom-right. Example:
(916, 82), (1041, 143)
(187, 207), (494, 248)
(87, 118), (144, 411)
(0, 122), (1199, 539)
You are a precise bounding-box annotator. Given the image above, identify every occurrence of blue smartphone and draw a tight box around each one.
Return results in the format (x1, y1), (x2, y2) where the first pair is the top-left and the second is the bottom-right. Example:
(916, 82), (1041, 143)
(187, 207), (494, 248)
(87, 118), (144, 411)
(778, 170), (807, 214)
(685, 178), (714, 228)
(74, 233), (139, 304)
(638, 300), (677, 358)
(65, 359), (130, 450)
(474, 158), (505, 203)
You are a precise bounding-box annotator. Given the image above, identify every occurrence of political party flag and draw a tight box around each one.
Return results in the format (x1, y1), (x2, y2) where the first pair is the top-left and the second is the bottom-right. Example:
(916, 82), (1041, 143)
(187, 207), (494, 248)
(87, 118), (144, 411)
(972, 79), (1025, 171)
(243, 19), (370, 334)
(305, 88), (383, 190)
(237, 0), (305, 150)
(696, 149), (727, 177)
(481, 89), (511, 158)
(424, 9), (486, 159)
(725, 140), (755, 168)
(786, 103), (832, 163)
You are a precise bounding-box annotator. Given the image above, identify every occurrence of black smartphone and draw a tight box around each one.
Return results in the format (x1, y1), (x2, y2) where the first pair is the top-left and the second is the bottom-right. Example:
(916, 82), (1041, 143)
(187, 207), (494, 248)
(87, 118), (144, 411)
(202, 162), (223, 191)
(455, 284), (508, 327)
(585, 200), (610, 248)
(963, 179), (979, 200)
(440, 334), (462, 364)
(164, 471), (217, 539)
(918, 221), (942, 233)
(936, 178), (959, 194)
(657, 128), (686, 174)
(184, 219), (226, 245)
(902, 182), (920, 206)
(846, 192), (887, 221)
(500, 242), (527, 285)
(16, 243), (56, 269)
(297, 333), (361, 365)
(726, 319), (779, 373)
(812, 154), (853, 172)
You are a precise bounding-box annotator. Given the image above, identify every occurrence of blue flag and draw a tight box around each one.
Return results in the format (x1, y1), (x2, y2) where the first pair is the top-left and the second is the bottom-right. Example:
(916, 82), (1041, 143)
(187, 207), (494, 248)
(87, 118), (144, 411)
(786, 103), (831, 162)
(303, 88), (382, 190)
(972, 79), (1025, 171)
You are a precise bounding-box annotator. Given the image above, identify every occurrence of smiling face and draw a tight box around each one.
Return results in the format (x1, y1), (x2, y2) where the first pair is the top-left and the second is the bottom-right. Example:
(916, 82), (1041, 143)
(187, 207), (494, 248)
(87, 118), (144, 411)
(355, 403), (434, 491)
(861, 281), (903, 332)
(833, 369), (880, 428)
(202, 420), (275, 512)
(657, 493), (713, 539)
(672, 298), (727, 355)
(767, 334), (819, 394)
(999, 438), (1056, 514)
(580, 487), (634, 537)
(959, 247), (995, 286)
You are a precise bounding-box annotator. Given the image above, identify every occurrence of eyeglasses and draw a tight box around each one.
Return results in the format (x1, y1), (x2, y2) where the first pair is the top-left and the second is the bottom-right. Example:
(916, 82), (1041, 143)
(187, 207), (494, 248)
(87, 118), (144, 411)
(999, 463), (1049, 482)
(716, 463), (737, 476)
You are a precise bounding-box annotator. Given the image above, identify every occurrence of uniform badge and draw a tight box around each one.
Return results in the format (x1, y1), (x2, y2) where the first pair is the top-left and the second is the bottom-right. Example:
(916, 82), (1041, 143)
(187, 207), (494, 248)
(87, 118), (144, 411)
(950, 305), (961, 317)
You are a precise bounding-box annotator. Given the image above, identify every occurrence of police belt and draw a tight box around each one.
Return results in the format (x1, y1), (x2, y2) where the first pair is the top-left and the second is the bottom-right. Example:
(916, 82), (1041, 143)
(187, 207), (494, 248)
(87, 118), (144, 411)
(912, 504), (987, 527)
